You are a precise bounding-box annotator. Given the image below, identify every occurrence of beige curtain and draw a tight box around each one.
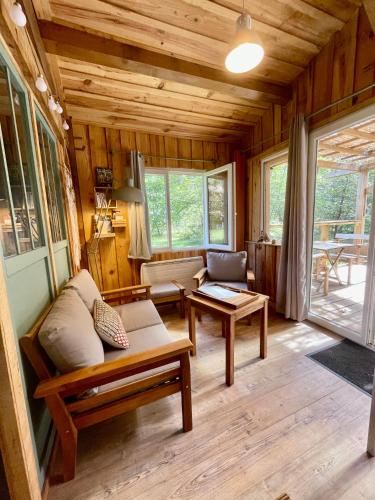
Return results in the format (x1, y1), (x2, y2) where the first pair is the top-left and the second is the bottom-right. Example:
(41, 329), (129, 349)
(128, 151), (152, 260)
(276, 114), (308, 321)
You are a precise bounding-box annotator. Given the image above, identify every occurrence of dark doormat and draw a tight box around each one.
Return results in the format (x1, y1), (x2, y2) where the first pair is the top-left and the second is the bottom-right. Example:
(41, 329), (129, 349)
(307, 339), (375, 396)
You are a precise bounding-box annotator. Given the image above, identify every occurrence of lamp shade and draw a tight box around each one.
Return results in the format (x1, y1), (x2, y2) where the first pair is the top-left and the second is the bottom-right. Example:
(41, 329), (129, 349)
(225, 13), (264, 73)
(111, 178), (144, 203)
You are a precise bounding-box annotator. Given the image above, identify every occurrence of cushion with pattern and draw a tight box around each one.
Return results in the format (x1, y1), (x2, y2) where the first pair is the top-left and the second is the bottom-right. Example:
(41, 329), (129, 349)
(93, 299), (129, 349)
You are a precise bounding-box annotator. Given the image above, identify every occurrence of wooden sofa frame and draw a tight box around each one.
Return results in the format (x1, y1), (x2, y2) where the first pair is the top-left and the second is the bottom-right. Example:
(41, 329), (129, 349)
(151, 280), (186, 319)
(193, 268), (256, 290)
(20, 284), (193, 482)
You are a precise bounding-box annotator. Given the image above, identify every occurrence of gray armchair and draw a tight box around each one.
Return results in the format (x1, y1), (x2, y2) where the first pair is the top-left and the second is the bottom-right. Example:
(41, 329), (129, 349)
(193, 251), (255, 291)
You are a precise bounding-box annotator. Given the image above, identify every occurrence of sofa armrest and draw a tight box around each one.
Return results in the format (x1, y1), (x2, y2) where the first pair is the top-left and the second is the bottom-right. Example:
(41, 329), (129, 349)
(193, 267), (207, 289)
(247, 269), (255, 291)
(102, 284), (151, 303)
(171, 280), (186, 292)
(34, 338), (193, 399)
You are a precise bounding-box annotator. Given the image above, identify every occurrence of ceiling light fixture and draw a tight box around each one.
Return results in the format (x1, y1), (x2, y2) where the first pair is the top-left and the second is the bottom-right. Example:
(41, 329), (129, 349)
(62, 119), (70, 131)
(225, 3), (264, 74)
(10, 2), (27, 28)
(56, 101), (63, 114)
(48, 95), (57, 111)
(35, 74), (47, 92)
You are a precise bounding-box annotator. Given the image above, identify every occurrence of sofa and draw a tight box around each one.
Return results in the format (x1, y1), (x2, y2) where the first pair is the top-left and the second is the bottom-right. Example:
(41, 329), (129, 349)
(20, 270), (193, 482)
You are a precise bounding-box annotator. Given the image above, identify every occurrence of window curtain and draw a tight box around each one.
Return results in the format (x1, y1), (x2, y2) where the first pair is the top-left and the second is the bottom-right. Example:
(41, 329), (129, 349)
(128, 151), (152, 260)
(276, 114), (308, 321)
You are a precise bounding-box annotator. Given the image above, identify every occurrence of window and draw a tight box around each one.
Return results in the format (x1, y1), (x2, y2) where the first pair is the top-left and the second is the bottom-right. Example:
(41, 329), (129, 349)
(145, 164), (234, 251)
(36, 115), (66, 243)
(0, 63), (43, 257)
(263, 153), (288, 241)
(145, 170), (204, 250)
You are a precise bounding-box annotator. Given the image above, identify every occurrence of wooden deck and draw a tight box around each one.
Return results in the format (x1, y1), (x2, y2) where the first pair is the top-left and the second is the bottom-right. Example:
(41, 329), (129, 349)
(310, 264), (367, 334)
(47, 308), (374, 500)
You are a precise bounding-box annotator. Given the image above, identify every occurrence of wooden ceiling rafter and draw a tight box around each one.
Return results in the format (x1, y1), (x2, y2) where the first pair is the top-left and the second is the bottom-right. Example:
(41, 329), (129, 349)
(39, 21), (291, 105)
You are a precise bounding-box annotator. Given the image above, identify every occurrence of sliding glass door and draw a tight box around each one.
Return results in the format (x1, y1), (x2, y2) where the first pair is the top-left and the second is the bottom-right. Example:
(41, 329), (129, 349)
(308, 103), (375, 347)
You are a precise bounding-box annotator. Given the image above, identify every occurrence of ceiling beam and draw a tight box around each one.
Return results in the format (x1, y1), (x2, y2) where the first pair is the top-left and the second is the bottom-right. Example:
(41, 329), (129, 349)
(342, 128), (375, 142)
(39, 21), (291, 105)
(318, 160), (359, 171)
(320, 141), (375, 159)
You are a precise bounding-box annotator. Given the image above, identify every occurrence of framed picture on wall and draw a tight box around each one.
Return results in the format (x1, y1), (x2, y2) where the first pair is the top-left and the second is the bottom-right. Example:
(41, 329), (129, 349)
(95, 167), (113, 187)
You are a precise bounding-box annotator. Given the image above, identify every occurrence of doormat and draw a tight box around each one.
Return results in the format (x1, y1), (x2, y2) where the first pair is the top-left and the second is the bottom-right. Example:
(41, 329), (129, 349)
(307, 339), (375, 395)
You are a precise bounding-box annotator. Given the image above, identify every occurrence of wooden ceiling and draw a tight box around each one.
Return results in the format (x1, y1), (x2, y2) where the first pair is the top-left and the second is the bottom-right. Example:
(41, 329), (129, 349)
(31, 0), (361, 142)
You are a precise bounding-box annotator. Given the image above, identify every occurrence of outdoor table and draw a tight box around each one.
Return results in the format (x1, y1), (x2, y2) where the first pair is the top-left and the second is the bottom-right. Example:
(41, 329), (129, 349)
(313, 241), (353, 292)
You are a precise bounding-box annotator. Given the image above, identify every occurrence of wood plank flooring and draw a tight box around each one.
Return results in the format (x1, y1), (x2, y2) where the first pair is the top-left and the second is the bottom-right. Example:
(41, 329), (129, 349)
(48, 308), (374, 500)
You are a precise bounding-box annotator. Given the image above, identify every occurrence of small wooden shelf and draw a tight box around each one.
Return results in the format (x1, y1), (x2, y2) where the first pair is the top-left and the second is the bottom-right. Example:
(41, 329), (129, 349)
(94, 233), (115, 239)
(111, 221), (126, 228)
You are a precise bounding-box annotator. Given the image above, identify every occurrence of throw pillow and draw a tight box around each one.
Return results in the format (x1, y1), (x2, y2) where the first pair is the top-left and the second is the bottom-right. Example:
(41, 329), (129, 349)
(94, 299), (129, 349)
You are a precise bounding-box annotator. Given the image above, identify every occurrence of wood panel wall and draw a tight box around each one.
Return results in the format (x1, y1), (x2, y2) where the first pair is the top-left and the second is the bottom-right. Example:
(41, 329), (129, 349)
(246, 5), (375, 299)
(71, 123), (240, 289)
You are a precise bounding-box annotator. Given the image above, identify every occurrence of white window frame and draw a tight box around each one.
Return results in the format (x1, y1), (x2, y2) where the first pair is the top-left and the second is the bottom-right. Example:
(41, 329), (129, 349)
(204, 163), (235, 251)
(145, 164), (235, 252)
(145, 168), (205, 252)
(261, 150), (288, 241)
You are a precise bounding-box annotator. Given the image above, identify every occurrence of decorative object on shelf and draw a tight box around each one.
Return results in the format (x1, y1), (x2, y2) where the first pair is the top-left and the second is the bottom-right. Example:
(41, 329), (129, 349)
(225, 1), (264, 73)
(96, 167), (113, 187)
(10, 2), (27, 27)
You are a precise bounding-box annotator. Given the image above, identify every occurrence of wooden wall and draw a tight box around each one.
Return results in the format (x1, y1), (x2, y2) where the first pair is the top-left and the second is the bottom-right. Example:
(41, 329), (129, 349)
(246, 5), (375, 300)
(71, 123), (240, 289)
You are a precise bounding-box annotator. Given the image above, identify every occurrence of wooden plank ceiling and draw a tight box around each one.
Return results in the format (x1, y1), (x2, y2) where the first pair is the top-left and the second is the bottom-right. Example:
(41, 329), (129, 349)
(32, 0), (361, 142)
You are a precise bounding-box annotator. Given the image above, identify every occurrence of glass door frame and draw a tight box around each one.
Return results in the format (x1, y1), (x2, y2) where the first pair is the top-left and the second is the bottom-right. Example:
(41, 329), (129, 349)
(307, 103), (375, 347)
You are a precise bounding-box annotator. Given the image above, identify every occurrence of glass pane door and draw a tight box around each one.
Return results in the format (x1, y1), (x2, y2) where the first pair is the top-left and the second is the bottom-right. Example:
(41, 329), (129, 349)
(308, 112), (375, 345)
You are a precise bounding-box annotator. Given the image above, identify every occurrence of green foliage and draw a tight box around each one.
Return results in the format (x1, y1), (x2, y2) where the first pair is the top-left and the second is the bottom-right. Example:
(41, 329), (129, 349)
(269, 163), (287, 240)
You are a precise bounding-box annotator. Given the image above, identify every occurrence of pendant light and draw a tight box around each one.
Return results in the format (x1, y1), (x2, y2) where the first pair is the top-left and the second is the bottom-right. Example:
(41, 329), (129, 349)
(35, 74), (47, 92)
(62, 119), (70, 131)
(225, 3), (264, 74)
(10, 2), (27, 28)
(112, 178), (144, 204)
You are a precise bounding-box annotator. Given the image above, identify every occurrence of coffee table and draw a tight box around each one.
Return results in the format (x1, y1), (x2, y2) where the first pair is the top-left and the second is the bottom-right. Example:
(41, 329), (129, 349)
(186, 291), (269, 386)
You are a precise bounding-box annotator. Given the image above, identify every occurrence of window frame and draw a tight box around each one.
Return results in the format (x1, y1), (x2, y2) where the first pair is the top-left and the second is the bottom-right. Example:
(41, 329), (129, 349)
(261, 150), (288, 242)
(35, 107), (67, 244)
(145, 167), (205, 252)
(0, 49), (48, 261)
(145, 164), (235, 253)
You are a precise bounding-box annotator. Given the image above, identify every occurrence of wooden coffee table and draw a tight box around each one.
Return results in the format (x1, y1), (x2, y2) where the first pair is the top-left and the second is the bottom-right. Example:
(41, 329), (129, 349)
(186, 291), (269, 386)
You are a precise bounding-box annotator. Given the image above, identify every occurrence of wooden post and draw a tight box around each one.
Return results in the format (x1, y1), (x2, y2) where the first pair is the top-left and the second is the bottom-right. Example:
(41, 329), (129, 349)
(180, 352), (193, 432)
(320, 223), (329, 241)
(0, 259), (41, 499)
(188, 301), (196, 356)
(225, 316), (235, 386)
(367, 368), (375, 456)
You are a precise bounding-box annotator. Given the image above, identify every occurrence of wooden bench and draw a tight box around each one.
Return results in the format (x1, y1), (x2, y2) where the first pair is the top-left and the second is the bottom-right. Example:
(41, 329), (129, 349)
(20, 283), (193, 482)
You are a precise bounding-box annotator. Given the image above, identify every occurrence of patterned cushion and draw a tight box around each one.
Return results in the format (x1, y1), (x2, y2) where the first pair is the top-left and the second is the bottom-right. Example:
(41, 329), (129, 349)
(94, 300), (129, 349)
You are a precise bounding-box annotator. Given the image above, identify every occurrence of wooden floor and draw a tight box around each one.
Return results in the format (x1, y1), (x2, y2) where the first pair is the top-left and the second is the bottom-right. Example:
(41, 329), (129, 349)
(48, 307), (375, 500)
(310, 264), (366, 334)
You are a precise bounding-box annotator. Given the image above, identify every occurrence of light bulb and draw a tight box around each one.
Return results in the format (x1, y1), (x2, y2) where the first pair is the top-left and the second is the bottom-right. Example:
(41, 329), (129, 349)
(225, 42), (264, 73)
(56, 101), (63, 114)
(48, 95), (57, 111)
(63, 120), (70, 131)
(35, 74), (47, 93)
(10, 3), (27, 27)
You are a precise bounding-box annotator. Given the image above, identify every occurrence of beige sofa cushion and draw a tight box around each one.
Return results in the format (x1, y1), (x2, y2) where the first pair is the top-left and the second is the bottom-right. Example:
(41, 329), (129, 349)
(65, 269), (102, 314)
(150, 282), (181, 299)
(39, 288), (104, 374)
(99, 324), (180, 393)
(113, 299), (162, 332)
(207, 251), (247, 282)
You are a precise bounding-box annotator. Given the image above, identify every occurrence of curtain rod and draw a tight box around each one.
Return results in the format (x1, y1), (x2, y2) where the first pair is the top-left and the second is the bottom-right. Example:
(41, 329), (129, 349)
(242, 83), (375, 154)
(142, 154), (217, 163)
